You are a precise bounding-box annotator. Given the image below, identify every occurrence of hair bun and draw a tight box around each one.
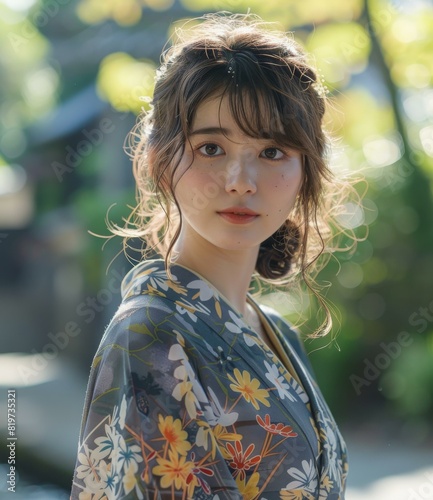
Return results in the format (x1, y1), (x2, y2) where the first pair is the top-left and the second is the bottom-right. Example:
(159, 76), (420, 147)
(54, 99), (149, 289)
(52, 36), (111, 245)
(256, 220), (300, 279)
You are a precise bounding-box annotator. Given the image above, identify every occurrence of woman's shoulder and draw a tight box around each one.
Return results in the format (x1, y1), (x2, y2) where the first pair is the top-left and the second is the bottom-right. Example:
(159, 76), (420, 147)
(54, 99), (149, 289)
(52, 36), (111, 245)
(259, 304), (302, 342)
(258, 303), (314, 370)
(97, 291), (185, 353)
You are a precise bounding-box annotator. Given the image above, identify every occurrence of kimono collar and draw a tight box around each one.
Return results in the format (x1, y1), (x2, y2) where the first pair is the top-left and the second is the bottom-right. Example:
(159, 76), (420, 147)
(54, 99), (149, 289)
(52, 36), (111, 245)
(121, 259), (252, 323)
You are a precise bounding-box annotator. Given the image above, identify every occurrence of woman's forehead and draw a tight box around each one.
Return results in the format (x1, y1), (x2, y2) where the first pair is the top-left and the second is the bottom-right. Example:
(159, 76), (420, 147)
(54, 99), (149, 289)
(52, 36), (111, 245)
(190, 91), (284, 138)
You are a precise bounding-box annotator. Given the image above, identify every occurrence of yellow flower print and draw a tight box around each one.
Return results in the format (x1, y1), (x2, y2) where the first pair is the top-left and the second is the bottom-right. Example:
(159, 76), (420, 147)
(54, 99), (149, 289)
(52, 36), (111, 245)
(212, 424), (242, 444)
(211, 424), (242, 460)
(157, 415), (192, 456)
(166, 279), (187, 296)
(280, 490), (315, 500)
(320, 474), (333, 492)
(228, 369), (270, 410)
(196, 422), (242, 460)
(236, 472), (260, 500)
(123, 462), (138, 495)
(152, 449), (194, 490)
(78, 493), (92, 500)
(196, 422), (215, 453)
(145, 283), (166, 297)
(215, 299), (222, 318)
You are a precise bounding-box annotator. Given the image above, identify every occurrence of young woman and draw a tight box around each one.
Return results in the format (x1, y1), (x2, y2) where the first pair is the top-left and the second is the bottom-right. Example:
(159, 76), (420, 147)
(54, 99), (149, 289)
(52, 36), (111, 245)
(71, 13), (350, 499)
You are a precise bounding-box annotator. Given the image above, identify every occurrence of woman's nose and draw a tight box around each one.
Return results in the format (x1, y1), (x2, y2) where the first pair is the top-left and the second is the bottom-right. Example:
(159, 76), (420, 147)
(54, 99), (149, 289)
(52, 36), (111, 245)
(224, 157), (257, 195)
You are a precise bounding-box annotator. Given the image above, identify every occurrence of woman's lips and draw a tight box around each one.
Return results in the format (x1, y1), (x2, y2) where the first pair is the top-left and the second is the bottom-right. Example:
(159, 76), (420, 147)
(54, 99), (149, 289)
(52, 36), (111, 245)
(217, 208), (259, 224)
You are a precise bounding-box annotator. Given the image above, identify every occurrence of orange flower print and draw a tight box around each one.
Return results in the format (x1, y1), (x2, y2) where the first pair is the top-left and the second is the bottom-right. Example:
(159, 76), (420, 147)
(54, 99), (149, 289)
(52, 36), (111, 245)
(256, 414), (298, 438)
(157, 415), (192, 456)
(225, 440), (261, 480)
(228, 369), (270, 410)
(152, 449), (194, 490)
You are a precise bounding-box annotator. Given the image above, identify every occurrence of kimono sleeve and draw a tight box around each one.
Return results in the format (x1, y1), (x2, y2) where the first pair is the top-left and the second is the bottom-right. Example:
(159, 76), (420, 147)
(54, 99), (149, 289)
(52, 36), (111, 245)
(70, 296), (239, 500)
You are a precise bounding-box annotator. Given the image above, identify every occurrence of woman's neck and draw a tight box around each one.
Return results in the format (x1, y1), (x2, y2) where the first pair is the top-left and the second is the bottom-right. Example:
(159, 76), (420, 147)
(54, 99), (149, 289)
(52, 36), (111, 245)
(172, 242), (259, 317)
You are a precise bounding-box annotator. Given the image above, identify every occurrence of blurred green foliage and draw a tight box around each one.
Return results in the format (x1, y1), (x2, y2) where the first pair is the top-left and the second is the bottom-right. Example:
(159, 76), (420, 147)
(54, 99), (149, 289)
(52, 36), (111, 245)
(1, 0), (433, 442)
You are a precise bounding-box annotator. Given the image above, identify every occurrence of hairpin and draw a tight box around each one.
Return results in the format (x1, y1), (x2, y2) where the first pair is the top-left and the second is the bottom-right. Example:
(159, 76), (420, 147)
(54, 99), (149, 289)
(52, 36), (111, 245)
(227, 58), (235, 78)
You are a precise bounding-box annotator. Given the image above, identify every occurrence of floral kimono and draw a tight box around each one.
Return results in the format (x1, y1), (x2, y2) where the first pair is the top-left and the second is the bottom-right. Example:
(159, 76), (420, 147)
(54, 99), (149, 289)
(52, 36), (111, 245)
(71, 259), (348, 499)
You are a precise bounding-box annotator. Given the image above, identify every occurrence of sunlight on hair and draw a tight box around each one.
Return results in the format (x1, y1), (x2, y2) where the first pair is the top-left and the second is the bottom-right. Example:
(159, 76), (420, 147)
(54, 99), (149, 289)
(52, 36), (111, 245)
(335, 202), (365, 230)
(260, 290), (311, 316)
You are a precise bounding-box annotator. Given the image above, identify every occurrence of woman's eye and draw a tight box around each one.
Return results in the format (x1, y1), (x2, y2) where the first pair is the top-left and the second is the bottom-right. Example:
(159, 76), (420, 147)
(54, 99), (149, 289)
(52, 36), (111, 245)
(198, 143), (223, 156)
(261, 147), (284, 160)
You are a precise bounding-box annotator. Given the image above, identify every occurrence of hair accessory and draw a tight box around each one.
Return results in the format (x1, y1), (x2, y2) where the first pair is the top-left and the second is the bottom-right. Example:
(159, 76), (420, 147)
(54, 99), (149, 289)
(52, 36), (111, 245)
(227, 58), (235, 77)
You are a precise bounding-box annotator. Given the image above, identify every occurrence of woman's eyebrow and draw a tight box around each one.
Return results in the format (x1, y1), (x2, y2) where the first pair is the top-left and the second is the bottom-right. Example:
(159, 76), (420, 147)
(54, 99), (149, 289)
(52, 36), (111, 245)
(189, 126), (232, 136)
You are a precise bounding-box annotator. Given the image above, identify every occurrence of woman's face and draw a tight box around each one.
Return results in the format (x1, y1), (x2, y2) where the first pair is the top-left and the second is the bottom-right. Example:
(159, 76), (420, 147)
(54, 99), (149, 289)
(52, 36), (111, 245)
(173, 94), (303, 257)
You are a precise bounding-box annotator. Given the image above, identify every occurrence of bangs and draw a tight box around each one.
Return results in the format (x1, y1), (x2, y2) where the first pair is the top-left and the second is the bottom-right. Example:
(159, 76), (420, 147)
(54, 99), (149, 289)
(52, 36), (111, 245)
(179, 56), (312, 154)
(226, 84), (307, 152)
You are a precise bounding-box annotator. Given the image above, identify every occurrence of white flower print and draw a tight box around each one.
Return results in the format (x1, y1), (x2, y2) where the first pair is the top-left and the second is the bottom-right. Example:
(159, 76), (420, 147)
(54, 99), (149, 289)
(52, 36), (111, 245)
(285, 459), (318, 493)
(74, 396), (147, 499)
(82, 472), (106, 497)
(134, 267), (176, 292)
(169, 342), (208, 418)
(175, 299), (210, 322)
(264, 361), (297, 402)
(187, 279), (216, 301)
(206, 386), (238, 426)
(76, 443), (105, 481)
(203, 339), (218, 357)
(115, 437), (143, 475)
(315, 397), (344, 483)
(322, 422), (340, 483)
(243, 332), (262, 348)
(97, 459), (119, 500)
(93, 424), (121, 462)
(289, 377), (310, 404)
(122, 266), (161, 297)
(225, 310), (247, 333)
(118, 393), (127, 430)
(123, 462), (144, 498)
